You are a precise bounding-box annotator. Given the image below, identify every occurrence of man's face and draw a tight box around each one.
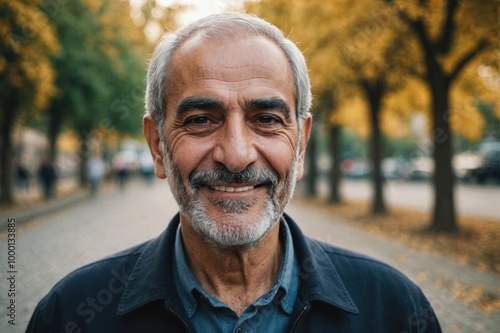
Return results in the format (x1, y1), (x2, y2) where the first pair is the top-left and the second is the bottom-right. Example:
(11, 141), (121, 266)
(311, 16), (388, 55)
(149, 35), (311, 248)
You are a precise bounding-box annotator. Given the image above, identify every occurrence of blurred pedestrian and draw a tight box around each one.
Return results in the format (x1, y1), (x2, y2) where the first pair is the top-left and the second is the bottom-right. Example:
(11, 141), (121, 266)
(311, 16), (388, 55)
(87, 154), (105, 195)
(113, 154), (128, 191)
(37, 156), (57, 200)
(15, 161), (30, 191)
(139, 150), (155, 185)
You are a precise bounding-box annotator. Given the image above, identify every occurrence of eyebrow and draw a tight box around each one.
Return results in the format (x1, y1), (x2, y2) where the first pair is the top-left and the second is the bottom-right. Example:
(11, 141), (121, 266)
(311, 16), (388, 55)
(176, 96), (293, 121)
(246, 97), (292, 121)
(177, 97), (224, 115)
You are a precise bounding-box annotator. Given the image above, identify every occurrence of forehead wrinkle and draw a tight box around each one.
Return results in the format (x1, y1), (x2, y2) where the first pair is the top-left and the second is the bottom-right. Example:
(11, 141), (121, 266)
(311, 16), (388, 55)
(184, 65), (289, 82)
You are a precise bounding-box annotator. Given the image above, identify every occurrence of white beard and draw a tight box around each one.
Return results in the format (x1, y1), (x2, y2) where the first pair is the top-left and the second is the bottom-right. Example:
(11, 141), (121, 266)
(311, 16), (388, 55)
(161, 139), (299, 249)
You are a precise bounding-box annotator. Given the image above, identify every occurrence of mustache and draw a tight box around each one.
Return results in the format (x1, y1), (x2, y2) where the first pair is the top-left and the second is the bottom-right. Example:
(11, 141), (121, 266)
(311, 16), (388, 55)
(189, 166), (279, 191)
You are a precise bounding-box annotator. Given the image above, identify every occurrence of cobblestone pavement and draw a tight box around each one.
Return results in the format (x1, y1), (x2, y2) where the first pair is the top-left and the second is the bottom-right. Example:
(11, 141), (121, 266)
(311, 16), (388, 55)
(0, 179), (498, 332)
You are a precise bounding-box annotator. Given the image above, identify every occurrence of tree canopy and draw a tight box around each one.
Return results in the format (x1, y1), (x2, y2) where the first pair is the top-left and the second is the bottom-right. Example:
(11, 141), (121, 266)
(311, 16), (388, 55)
(0, 0), (173, 202)
(1, 0), (60, 203)
(247, 0), (499, 230)
(0, 0), (59, 112)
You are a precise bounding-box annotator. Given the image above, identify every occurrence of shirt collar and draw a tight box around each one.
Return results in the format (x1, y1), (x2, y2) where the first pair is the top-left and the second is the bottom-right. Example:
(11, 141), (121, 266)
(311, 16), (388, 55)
(275, 218), (299, 314)
(172, 224), (205, 317)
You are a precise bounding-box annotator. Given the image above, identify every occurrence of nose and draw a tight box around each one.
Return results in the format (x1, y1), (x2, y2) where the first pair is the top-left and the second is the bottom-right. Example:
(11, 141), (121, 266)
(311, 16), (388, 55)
(212, 114), (258, 173)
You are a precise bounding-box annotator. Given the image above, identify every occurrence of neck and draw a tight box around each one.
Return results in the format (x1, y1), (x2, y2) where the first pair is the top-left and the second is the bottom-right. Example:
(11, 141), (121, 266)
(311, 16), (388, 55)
(180, 217), (283, 316)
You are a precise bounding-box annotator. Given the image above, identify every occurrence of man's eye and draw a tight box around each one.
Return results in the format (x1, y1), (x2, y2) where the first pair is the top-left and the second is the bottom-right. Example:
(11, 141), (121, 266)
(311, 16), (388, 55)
(186, 116), (210, 125)
(183, 115), (220, 135)
(257, 115), (280, 124)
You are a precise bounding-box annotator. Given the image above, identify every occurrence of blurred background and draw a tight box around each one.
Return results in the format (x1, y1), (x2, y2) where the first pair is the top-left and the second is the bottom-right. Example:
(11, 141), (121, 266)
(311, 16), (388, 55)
(1, 0), (499, 225)
(0, 0), (499, 331)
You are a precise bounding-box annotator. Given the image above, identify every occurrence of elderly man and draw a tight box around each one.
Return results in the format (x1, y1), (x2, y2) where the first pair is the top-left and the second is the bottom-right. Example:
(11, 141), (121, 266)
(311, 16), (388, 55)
(27, 13), (441, 332)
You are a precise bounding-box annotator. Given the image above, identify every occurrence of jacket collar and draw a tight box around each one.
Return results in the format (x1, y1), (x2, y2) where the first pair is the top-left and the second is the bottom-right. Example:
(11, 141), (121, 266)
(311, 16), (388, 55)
(283, 213), (359, 314)
(116, 214), (181, 316)
(116, 212), (358, 316)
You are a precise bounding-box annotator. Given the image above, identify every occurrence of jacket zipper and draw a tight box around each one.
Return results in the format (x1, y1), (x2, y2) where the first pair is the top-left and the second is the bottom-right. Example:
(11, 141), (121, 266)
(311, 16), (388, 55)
(289, 305), (309, 333)
(168, 307), (191, 333)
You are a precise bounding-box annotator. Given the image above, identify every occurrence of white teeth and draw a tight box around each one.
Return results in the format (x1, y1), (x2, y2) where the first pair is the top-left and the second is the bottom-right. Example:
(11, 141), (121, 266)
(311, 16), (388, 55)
(212, 185), (255, 192)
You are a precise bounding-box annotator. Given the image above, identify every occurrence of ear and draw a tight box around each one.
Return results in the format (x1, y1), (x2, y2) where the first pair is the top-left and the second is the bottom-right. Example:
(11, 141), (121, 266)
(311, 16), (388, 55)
(296, 113), (312, 180)
(143, 114), (167, 179)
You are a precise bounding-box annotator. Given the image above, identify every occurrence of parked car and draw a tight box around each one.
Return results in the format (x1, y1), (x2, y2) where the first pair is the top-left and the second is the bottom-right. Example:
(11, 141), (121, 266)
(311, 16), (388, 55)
(469, 139), (500, 184)
(341, 159), (370, 179)
(382, 157), (413, 180)
(453, 151), (483, 181)
(408, 156), (434, 181)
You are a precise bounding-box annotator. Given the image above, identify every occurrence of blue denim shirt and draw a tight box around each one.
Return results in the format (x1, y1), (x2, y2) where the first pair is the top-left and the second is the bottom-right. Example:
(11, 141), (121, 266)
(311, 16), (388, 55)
(173, 218), (299, 333)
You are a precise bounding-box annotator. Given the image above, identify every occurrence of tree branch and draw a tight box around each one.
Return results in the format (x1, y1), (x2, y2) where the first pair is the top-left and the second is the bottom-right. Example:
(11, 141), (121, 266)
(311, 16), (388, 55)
(435, 0), (459, 55)
(449, 39), (488, 81)
(384, 0), (434, 53)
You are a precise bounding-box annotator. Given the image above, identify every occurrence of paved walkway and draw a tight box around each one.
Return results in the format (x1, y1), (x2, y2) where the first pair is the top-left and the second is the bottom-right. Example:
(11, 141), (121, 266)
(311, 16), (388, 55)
(0, 180), (498, 332)
(319, 179), (500, 220)
(286, 201), (499, 332)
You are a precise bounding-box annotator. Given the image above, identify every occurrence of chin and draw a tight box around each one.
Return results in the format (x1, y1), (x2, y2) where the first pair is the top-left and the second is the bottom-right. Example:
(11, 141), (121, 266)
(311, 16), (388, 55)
(188, 199), (280, 250)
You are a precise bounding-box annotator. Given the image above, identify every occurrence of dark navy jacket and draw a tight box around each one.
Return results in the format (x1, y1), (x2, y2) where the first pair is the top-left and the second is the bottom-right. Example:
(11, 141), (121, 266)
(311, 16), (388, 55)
(27, 213), (442, 332)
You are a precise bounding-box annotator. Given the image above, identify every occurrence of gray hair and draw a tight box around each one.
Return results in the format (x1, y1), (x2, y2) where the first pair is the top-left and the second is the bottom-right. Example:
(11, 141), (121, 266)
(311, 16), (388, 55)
(145, 12), (312, 135)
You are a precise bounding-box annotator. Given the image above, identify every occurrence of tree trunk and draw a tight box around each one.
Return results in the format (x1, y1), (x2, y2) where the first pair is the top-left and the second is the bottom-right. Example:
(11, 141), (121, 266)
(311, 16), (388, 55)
(328, 125), (342, 204)
(366, 82), (387, 215)
(427, 61), (458, 232)
(389, 0), (479, 232)
(305, 122), (318, 197)
(0, 90), (18, 205)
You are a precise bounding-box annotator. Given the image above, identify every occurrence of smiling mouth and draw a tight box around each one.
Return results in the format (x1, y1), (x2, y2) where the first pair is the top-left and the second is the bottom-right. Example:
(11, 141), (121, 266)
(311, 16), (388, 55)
(210, 185), (256, 193)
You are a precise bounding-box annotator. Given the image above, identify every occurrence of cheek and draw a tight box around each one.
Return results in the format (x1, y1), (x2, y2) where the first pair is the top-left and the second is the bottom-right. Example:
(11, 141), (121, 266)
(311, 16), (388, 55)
(258, 137), (297, 176)
(168, 136), (214, 175)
